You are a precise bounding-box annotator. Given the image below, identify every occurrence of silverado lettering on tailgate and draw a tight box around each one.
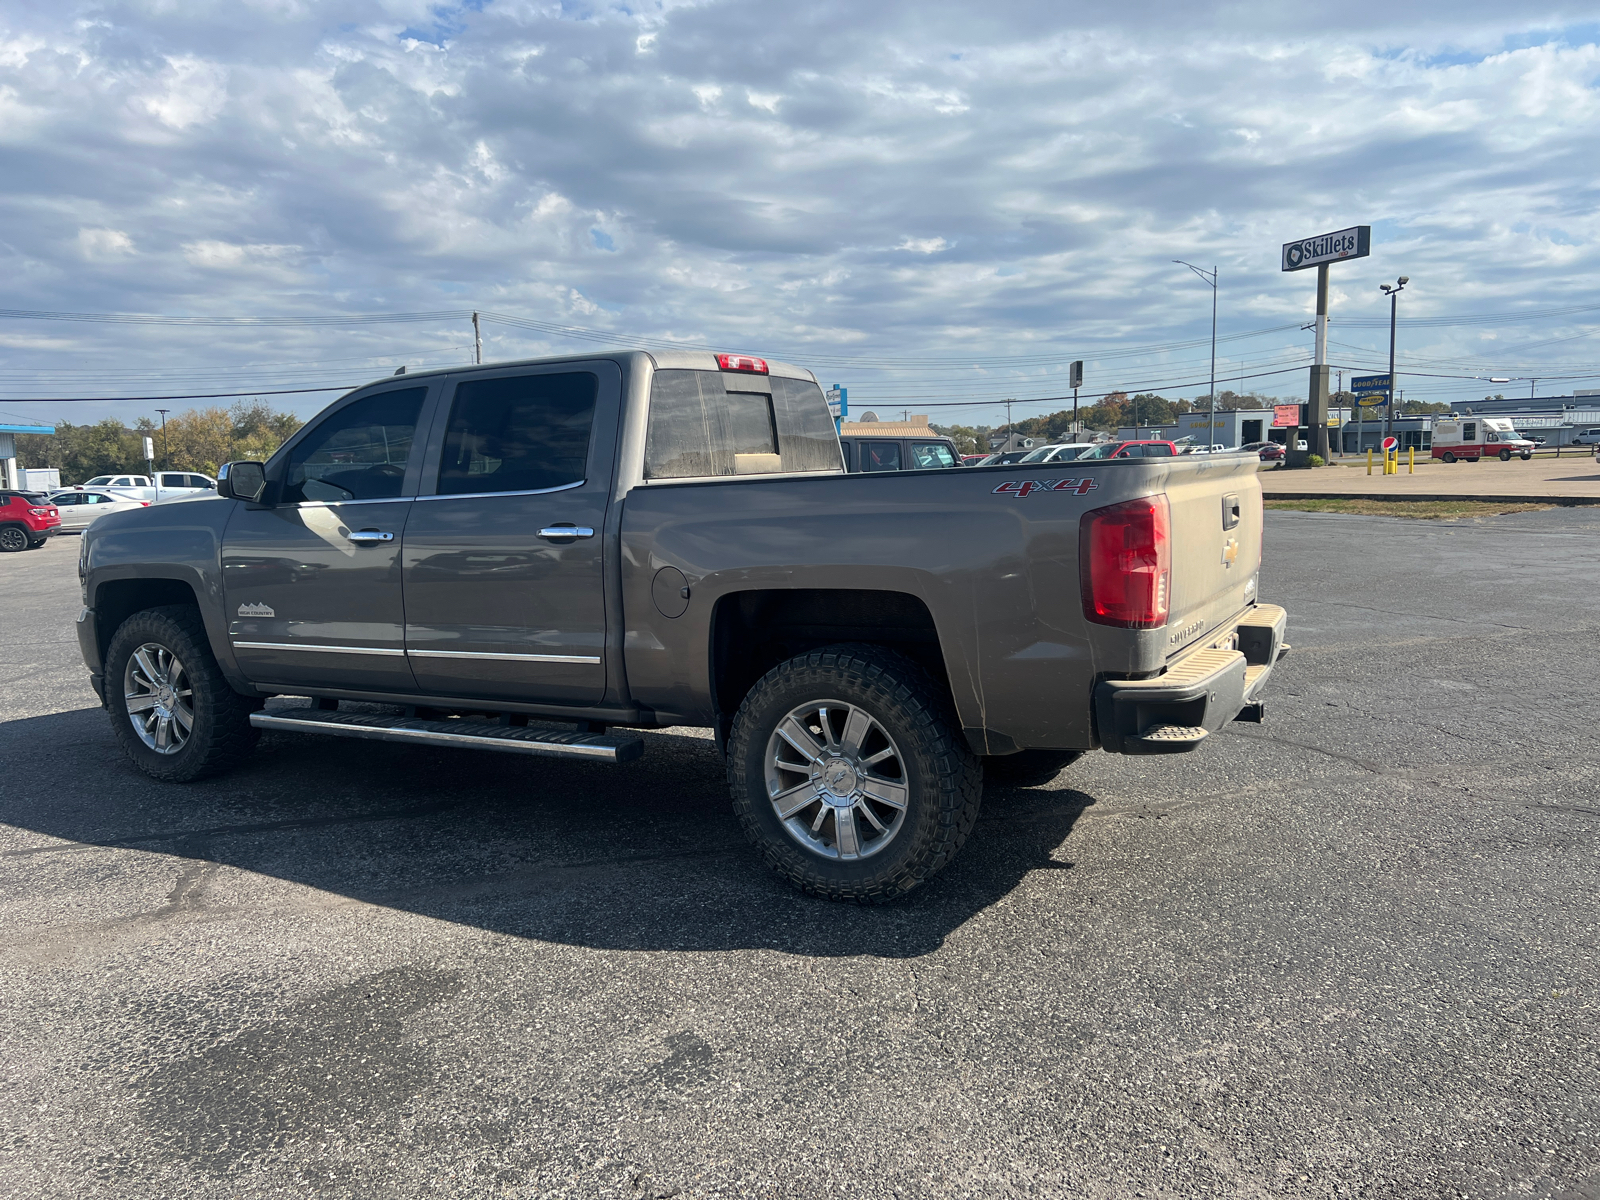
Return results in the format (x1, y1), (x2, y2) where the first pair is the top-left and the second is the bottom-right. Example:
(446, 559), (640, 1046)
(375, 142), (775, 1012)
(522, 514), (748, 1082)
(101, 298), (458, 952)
(992, 478), (1098, 498)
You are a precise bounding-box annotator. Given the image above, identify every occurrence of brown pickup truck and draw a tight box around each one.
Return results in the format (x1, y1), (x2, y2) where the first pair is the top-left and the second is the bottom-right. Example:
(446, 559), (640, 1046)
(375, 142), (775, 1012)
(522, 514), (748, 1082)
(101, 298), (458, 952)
(76, 349), (1287, 901)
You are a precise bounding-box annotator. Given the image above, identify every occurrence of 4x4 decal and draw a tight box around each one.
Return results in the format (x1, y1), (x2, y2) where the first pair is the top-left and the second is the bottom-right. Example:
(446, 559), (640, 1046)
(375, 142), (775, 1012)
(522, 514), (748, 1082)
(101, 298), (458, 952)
(992, 478), (1098, 498)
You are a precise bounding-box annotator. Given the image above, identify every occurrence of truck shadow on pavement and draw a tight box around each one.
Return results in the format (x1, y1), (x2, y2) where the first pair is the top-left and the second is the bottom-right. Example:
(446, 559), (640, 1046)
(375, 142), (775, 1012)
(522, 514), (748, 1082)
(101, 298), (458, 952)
(1, 707), (1095, 958)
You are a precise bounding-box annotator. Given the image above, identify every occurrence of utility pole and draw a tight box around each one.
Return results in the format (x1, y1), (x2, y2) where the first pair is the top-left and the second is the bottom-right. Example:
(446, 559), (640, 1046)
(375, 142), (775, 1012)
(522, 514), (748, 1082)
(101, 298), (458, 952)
(155, 409), (169, 468)
(1005, 399), (1013, 448)
(1174, 261), (1218, 446)
(1380, 277), (1409, 442)
(472, 312), (482, 365)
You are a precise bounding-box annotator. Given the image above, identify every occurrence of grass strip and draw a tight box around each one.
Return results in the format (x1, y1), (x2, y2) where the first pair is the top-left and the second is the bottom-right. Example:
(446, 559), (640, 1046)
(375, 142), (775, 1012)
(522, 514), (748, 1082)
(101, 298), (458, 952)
(1264, 498), (1555, 519)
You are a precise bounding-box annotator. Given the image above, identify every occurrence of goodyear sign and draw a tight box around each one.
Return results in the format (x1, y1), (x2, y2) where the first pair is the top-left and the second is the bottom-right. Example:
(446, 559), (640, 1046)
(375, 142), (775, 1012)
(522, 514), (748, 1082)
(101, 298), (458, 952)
(1282, 226), (1371, 272)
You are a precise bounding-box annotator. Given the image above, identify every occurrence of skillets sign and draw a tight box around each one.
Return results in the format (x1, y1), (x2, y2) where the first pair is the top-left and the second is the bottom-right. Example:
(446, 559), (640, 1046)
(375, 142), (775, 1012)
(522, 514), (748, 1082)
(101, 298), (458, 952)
(1281, 225), (1371, 272)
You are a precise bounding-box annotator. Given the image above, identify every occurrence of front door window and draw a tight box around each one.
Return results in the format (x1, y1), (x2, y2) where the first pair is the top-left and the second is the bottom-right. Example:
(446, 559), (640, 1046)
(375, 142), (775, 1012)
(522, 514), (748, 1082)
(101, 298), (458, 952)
(282, 391), (423, 504)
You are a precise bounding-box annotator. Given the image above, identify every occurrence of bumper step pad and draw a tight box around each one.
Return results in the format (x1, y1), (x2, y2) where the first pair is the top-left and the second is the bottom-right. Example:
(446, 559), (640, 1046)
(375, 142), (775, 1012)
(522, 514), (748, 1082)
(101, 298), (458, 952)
(1094, 604), (1289, 756)
(250, 708), (644, 763)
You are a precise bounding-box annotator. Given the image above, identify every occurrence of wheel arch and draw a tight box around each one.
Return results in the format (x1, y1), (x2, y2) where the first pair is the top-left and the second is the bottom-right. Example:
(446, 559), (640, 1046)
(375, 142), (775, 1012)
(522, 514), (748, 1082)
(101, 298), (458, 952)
(88, 573), (251, 693)
(709, 588), (963, 749)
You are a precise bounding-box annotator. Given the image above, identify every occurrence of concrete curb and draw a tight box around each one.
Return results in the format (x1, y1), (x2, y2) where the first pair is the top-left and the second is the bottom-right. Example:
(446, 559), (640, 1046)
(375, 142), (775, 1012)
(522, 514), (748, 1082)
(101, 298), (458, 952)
(1264, 493), (1600, 506)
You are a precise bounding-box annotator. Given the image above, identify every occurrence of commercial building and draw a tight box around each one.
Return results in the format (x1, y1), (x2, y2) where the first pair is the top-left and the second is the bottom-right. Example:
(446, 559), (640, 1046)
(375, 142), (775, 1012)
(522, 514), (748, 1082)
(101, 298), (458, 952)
(0, 422), (56, 490)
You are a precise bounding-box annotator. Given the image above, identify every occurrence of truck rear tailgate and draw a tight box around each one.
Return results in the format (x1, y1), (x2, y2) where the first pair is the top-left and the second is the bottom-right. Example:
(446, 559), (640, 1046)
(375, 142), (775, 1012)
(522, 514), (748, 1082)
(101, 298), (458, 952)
(1161, 453), (1264, 659)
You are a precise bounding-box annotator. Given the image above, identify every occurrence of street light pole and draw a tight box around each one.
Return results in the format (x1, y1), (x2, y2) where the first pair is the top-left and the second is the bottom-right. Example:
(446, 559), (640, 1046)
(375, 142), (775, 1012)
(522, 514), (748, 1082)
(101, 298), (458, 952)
(1380, 277), (1409, 442)
(1175, 261), (1218, 444)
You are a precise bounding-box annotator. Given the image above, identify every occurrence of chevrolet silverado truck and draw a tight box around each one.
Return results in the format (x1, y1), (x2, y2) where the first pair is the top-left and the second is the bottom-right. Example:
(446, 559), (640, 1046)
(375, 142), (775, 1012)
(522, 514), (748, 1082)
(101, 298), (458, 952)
(75, 350), (1287, 901)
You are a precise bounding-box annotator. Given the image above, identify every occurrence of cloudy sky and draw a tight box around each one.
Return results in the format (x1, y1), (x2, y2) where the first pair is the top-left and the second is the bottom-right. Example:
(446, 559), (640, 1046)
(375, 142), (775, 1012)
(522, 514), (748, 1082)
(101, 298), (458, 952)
(3, 1), (1600, 430)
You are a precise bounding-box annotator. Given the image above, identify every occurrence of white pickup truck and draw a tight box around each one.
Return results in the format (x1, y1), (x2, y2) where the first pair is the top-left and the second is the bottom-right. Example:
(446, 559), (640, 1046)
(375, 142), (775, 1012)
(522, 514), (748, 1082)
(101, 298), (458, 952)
(73, 472), (216, 501)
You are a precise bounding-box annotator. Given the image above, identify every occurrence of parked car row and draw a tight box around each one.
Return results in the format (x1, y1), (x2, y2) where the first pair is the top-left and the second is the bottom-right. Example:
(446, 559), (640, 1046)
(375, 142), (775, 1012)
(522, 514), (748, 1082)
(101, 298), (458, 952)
(70, 472), (216, 500)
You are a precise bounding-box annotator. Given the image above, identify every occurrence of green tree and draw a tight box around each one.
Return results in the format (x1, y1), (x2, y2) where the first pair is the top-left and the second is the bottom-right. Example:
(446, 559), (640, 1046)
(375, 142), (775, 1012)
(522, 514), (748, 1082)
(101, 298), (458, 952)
(15, 401), (305, 481)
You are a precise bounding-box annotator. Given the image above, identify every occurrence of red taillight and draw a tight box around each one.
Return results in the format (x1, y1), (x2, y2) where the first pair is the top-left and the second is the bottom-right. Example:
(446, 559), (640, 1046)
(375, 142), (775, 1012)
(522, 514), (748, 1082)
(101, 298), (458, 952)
(716, 353), (768, 374)
(1080, 495), (1171, 628)
(140, 501), (151, 506)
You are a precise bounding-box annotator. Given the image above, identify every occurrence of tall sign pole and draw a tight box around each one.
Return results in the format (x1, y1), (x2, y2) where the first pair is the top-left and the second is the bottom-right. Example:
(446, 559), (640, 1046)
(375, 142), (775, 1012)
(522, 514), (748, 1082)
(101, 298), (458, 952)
(1069, 360), (1083, 434)
(1282, 226), (1370, 466)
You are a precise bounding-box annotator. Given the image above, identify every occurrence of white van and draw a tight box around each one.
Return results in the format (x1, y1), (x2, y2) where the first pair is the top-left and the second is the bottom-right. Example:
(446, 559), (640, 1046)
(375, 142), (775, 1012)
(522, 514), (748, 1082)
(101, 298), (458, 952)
(1430, 417), (1535, 463)
(1572, 427), (1600, 446)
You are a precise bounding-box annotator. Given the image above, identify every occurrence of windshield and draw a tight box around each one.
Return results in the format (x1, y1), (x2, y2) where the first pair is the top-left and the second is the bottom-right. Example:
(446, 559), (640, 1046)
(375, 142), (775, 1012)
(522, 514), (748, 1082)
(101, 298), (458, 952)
(1018, 445), (1058, 463)
(1078, 443), (1121, 459)
(1050, 445), (1089, 461)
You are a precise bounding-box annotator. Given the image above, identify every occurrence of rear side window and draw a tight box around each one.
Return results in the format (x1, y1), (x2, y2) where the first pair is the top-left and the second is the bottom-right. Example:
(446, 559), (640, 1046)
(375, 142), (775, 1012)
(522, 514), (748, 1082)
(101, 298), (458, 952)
(1142, 444), (1174, 457)
(861, 441), (902, 472)
(645, 370), (843, 479)
(771, 376), (844, 472)
(282, 388), (426, 504)
(438, 372), (596, 496)
(911, 442), (956, 469)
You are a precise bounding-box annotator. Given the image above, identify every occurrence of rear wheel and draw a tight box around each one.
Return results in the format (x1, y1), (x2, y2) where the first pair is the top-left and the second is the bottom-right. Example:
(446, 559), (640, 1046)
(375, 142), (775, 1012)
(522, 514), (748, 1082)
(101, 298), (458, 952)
(727, 644), (982, 903)
(0, 525), (27, 553)
(105, 605), (260, 782)
(984, 749), (1083, 788)
(1499, 449), (1511, 461)
(1442, 452), (1456, 463)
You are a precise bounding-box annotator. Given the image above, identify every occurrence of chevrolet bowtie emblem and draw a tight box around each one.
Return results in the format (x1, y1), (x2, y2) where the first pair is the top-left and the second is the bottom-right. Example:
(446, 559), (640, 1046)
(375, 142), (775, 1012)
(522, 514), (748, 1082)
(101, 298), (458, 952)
(1221, 538), (1240, 568)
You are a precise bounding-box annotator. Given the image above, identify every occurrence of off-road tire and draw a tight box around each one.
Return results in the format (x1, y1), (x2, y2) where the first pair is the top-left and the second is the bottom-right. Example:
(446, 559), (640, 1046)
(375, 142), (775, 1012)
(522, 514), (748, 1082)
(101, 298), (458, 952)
(727, 644), (982, 903)
(0, 525), (27, 553)
(105, 605), (260, 782)
(984, 749), (1083, 788)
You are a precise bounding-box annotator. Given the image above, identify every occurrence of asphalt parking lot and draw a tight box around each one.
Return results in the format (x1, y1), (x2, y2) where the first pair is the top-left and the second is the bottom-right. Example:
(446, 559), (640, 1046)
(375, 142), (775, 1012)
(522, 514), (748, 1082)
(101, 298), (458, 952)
(2, 510), (1597, 1200)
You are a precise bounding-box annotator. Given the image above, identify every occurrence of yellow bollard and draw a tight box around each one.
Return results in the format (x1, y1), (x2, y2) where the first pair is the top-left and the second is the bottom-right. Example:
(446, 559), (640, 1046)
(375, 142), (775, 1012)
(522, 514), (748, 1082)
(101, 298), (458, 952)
(1408, 446), (1415, 474)
(1367, 448), (1373, 475)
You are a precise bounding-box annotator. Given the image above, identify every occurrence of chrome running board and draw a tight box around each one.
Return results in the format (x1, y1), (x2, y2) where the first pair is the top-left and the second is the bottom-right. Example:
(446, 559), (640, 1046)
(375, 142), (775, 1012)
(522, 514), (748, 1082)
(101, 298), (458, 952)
(250, 708), (644, 763)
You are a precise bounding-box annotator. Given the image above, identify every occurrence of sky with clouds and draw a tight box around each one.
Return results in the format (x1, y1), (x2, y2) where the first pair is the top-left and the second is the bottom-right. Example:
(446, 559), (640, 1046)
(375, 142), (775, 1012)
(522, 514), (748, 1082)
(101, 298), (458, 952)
(3, 0), (1600, 430)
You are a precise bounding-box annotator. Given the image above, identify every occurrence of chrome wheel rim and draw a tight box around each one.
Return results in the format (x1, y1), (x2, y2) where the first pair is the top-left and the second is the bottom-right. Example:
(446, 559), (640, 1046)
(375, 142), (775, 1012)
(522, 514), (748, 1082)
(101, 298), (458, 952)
(765, 699), (908, 861)
(123, 642), (194, 755)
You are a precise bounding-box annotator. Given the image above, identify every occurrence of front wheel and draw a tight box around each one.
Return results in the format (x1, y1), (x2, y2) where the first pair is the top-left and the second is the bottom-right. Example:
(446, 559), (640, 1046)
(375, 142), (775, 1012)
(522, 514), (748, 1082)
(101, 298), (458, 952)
(104, 605), (260, 782)
(727, 644), (982, 903)
(1442, 452), (1456, 463)
(1521, 452), (1532, 460)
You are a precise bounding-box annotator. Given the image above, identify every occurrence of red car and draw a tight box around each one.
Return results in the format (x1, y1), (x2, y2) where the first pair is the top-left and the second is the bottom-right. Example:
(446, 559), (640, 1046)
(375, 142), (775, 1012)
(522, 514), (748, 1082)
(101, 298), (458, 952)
(1241, 441), (1285, 461)
(1076, 440), (1180, 460)
(0, 490), (61, 552)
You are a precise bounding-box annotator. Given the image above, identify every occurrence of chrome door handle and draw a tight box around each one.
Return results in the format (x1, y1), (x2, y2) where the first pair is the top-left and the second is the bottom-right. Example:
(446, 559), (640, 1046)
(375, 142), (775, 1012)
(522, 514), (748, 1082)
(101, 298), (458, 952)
(538, 525), (595, 541)
(346, 530), (395, 544)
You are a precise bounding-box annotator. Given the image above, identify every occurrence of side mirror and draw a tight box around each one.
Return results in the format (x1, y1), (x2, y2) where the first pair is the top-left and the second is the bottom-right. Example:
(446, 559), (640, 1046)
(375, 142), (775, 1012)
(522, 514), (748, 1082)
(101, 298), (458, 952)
(217, 461), (267, 503)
